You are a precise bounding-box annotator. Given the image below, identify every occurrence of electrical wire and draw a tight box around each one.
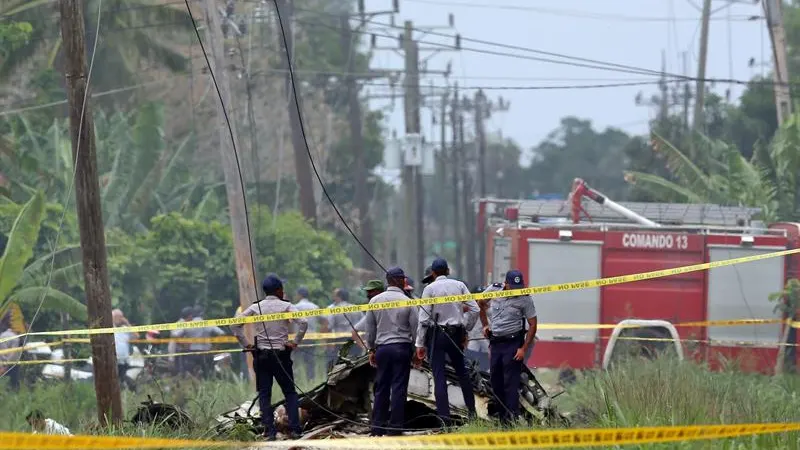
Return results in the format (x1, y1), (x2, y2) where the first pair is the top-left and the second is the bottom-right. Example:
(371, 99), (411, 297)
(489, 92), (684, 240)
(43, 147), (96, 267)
(185, 0), (423, 434)
(402, 0), (760, 22)
(290, 13), (797, 89)
(1, 0), (104, 380)
(270, 2), (518, 424)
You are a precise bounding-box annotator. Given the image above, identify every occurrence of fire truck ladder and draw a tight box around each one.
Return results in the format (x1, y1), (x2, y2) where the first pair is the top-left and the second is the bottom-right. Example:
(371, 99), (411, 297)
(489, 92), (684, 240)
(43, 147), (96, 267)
(568, 178), (661, 228)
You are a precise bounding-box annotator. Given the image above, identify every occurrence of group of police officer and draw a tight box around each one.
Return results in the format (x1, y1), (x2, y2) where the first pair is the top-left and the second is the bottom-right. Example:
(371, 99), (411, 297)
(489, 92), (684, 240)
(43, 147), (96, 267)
(230, 257), (538, 441)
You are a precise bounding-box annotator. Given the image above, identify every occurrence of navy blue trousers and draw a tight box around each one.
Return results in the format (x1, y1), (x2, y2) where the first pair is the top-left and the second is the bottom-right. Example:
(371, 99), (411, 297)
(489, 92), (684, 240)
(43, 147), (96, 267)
(254, 349), (301, 437)
(428, 327), (476, 420)
(489, 339), (523, 423)
(372, 343), (413, 436)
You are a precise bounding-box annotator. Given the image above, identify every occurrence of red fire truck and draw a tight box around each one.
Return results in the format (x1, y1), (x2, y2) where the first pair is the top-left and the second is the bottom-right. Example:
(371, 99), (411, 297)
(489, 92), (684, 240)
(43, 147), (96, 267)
(478, 179), (800, 375)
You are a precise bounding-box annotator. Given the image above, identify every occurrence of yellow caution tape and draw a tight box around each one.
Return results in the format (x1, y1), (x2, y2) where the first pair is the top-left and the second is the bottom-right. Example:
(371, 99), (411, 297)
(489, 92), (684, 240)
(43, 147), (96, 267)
(2, 422), (800, 449)
(0, 340), (342, 366)
(2, 247), (797, 345)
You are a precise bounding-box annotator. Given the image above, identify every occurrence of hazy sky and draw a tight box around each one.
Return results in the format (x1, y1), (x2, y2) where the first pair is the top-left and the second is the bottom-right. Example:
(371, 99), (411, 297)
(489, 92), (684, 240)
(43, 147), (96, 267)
(364, 0), (770, 167)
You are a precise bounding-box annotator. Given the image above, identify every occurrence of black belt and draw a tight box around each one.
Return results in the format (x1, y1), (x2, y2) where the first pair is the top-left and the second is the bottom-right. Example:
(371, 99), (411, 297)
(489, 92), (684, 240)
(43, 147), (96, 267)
(437, 324), (465, 335)
(489, 329), (525, 344)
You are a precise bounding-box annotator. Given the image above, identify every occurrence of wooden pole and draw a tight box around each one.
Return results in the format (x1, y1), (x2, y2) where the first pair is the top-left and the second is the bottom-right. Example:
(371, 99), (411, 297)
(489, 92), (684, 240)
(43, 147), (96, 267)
(692, 0), (712, 137)
(276, 0), (318, 224)
(200, 0), (257, 382)
(341, 15), (374, 271)
(59, 0), (122, 426)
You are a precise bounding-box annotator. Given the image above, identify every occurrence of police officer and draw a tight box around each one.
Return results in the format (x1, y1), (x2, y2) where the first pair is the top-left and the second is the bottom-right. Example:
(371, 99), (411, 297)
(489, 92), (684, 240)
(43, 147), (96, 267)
(364, 267), (419, 436)
(231, 274), (308, 441)
(293, 287), (321, 380)
(465, 283), (503, 372)
(415, 258), (479, 422)
(352, 280), (385, 349)
(179, 305), (226, 378)
(169, 307), (194, 376)
(421, 266), (434, 287)
(479, 270), (538, 424)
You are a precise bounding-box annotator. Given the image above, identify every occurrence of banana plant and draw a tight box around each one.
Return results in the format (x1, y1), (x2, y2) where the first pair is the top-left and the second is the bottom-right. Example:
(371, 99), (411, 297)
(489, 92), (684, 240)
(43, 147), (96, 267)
(624, 115), (800, 223)
(0, 191), (87, 322)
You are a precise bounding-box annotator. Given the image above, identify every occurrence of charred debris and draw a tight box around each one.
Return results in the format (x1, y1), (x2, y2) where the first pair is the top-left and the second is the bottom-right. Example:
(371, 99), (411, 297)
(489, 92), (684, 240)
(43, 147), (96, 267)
(213, 341), (569, 439)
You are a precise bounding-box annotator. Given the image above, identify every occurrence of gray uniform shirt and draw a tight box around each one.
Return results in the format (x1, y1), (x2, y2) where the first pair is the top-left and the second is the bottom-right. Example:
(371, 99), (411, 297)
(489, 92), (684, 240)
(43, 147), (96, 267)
(415, 276), (479, 348)
(231, 296), (308, 350)
(365, 286), (419, 348)
(294, 298), (321, 332)
(467, 284), (504, 352)
(354, 315), (367, 332)
(175, 317), (226, 351)
(326, 301), (363, 333)
(488, 294), (537, 337)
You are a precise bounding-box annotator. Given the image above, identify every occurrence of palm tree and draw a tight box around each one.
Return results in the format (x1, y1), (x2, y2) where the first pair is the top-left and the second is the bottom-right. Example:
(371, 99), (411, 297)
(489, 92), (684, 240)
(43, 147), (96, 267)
(0, 0), (192, 91)
(0, 190), (87, 324)
(624, 114), (800, 223)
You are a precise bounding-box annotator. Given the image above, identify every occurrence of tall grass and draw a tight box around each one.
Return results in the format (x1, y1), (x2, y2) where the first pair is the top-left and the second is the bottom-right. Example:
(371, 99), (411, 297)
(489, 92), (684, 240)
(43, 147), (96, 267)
(0, 351), (329, 437)
(551, 356), (800, 448)
(8, 354), (800, 449)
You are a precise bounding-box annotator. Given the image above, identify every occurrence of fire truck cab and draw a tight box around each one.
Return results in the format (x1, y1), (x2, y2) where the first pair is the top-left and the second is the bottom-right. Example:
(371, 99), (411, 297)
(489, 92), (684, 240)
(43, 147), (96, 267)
(478, 179), (800, 375)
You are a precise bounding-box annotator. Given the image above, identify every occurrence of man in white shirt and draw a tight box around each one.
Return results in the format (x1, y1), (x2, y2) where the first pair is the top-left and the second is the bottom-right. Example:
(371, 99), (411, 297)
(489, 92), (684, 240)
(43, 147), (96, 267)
(26, 410), (72, 436)
(112, 309), (136, 389)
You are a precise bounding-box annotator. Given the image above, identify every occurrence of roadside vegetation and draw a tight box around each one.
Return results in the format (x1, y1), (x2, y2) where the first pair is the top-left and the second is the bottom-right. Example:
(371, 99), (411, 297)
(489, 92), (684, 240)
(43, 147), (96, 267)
(3, 356), (800, 449)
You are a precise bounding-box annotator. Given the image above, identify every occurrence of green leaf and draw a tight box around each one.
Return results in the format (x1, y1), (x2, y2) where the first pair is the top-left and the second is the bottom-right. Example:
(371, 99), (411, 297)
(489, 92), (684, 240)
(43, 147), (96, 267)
(623, 171), (704, 203)
(8, 286), (87, 322)
(0, 191), (45, 301)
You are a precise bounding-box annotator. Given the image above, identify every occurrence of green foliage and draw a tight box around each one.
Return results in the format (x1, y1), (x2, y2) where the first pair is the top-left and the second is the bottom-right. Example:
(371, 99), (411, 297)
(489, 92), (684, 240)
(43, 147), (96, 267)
(0, 21), (32, 59)
(252, 207), (353, 303)
(626, 113), (800, 222)
(527, 117), (632, 199)
(0, 191), (86, 323)
(137, 213), (236, 324)
(2, 102), (208, 230)
(0, 0), (191, 92)
(562, 356), (800, 448)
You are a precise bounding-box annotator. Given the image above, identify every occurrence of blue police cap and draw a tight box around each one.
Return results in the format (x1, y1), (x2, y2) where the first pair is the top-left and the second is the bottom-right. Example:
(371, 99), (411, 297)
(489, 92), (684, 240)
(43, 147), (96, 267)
(431, 258), (448, 272)
(262, 273), (284, 295)
(296, 286), (310, 298)
(505, 270), (525, 289)
(386, 266), (405, 280)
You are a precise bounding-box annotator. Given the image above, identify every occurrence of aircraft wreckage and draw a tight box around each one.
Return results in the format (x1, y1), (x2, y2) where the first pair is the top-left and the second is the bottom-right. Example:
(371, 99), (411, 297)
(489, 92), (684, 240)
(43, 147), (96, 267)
(214, 342), (569, 440)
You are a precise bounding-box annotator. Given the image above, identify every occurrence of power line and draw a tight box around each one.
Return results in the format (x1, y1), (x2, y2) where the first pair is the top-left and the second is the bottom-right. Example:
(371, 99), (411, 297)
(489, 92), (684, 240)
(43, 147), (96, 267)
(184, 0), (426, 434)
(402, 0), (761, 22)
(293, 14), (794, 87)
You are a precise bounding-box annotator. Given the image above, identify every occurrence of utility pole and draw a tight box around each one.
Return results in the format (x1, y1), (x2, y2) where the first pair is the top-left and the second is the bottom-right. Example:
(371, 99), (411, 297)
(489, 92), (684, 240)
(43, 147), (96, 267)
(450, 84), (463, 276)
(459, 97), (477, 283)
(275, 0), (317, 224)
(474, 90), (487, 282)
(474, 89), (487, 201)
(692, 0), (712, 137)
(402, 20), (423, 281)
(59, 0), (122, 426)
(764, 0), (792, 126)
(658, 50), (669, 123)
(437, 90), (449, 248)
(682, 51), (691, 131)
(341, 15), (374, 271)
(201, 0), (257, 380)
(470, 89), (508, 282)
